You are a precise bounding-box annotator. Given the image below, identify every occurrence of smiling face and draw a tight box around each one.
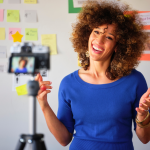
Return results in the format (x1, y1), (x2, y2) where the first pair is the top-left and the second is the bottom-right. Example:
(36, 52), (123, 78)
(19, 60), (26, 69)
(88, 24), (117, 63)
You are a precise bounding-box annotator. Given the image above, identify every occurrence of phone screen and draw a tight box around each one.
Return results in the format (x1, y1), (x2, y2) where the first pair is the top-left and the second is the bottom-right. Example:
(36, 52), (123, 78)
(11, 56), (35, 73)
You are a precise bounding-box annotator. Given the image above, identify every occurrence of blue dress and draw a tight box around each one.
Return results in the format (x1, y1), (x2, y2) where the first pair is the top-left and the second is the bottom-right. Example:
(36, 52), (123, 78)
(57, 69), (148, 150)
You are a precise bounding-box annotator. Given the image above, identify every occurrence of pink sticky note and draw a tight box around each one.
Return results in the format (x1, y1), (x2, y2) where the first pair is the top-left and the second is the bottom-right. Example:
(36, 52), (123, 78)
(9, 28), (21, 40)
(0, 9), (4, 22)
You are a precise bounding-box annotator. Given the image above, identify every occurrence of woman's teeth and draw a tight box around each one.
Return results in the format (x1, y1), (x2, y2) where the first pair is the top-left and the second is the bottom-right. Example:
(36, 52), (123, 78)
(93, 45), (103, 51)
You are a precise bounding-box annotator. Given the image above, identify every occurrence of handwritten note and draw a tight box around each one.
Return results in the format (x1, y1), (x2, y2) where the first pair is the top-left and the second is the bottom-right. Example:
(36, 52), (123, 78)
(16, 84), (28, 96)
(0, 28), (5, 40)
(0, 0), (3, 3)
(7, 10), (20, 22)
(24, 0), (37, 4)
(0, 46), (7, 58)
(25, 28), (38, 41)
(138, 12), (150, 26)
(41, 34), (57, 55)
(9, 28), (21, 40)
(8, 0), (20, 3)
(0, 9), (4, 22)
(24, 10), (37, 22)
(0, 62), (7, 73)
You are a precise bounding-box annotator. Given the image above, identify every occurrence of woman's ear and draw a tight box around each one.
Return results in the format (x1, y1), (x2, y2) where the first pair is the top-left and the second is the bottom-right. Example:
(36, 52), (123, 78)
(114, 45), (117, 53)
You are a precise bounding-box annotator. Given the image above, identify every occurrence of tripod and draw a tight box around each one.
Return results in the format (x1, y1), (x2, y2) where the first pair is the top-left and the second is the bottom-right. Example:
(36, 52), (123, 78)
(15, 78), (47, 150)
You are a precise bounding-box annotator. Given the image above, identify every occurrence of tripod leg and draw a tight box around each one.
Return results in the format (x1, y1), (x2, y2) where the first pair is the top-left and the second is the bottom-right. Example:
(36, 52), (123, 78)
(40, 140), (47, 150)
(32, 139), (47, 150)
(15, 138), (26, 150)
(32, 140), (41, 150)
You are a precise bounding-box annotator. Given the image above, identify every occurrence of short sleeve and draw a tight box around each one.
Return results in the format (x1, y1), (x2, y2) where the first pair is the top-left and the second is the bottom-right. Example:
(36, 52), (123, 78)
(57, 81), (75, 134)
(132, 72), (148, 131)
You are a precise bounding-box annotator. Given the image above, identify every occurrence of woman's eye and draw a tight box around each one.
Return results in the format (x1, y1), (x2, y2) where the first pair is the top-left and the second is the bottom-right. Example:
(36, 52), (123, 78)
(106, 36), (113, 40)
(94, 31), (99, 34)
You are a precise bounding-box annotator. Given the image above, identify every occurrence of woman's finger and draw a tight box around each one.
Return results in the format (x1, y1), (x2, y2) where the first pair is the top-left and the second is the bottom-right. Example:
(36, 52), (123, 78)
(41, 85), (52, 90)
(37, 90), (51, 99)
(139, 103), (149, 111)
(142, 97), (150, 108)
(38, 86), (52, 95)
(39, 73), (43, 82)
(35, 73), (40, 81)
(39, 81), (52, 87)
(136, 107), (147, 116)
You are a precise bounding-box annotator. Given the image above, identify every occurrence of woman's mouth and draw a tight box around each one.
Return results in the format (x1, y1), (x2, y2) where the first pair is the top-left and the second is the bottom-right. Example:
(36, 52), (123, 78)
(92, 45), (104, 54)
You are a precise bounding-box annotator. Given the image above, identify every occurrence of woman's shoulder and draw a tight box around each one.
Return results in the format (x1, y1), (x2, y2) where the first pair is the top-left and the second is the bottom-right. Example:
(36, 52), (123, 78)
(128, 69), (147, 84)
(130, 69), (145, 79)
(60, 70), (78, 85)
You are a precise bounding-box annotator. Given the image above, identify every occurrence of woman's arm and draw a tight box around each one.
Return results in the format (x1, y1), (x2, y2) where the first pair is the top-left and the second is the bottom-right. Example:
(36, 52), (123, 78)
(135, 88), (150, 144)
(35, 74), (73, 146)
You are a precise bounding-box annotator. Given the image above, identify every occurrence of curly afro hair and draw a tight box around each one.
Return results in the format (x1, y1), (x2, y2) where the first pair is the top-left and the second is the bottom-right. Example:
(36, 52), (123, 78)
(70, 0), (148, 80)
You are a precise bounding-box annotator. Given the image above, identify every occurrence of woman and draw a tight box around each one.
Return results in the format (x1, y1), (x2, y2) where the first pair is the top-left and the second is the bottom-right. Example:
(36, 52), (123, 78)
(35, 1), (150, 150)
(15, 57), (28, 73)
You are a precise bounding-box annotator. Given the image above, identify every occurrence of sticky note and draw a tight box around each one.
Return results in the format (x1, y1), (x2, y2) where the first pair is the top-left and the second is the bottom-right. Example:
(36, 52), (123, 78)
(16, 84), (28, 96)
(7, 10), (20, 22)
(0, 9), (4, 22)
(0, 28), (5, 40)
(24, 10), (37, 23)
(9, 28), (21, 40)
(0, 46), (7, 58)
(24, 0), (37, 4)
(8, 0), (20, 3)
(41, 34), (57, 55)
(25, 28), (38, 41)
(0, 0), (3, 3)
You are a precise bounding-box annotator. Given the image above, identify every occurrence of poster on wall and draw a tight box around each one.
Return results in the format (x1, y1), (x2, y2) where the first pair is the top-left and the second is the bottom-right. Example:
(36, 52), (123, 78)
(12, 69), (49, 91)
(137, 11), (150, 61)
(69, 0), (115, 13)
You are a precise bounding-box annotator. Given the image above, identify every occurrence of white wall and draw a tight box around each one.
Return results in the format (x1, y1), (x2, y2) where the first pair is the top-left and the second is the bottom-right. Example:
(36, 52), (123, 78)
(0, 0), (150, 150)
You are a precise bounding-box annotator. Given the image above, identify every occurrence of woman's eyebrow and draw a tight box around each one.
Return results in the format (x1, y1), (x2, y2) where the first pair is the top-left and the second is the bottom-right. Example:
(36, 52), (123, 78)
(109, 33), (115, 37)
(96, 28), (115, 36)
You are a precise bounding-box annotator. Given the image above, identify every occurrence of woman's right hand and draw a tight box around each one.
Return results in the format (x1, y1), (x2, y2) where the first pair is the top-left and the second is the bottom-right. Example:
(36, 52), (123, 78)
(35, 73), (52, 109)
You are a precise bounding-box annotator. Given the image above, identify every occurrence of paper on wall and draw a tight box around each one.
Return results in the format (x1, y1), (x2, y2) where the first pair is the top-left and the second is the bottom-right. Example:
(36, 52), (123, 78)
(8, 0), (21, 3)
(0, 62), (8, 73)
(24, 0), (37, 4)
(12, 70), (49, 91)
(9, 28), (21, 40)
(0, 0), (3, 3)
(0, 9), (4, 22)
(41, 34), (57, 55)
(137, 12), (150, 26)
(25, 28), (38, 41)
(16, 84), (28, 95)
(0, 46), (7, 58)
(7, 10), (20, 22)
(73, 0), (88, 8)
(0, 28), (5, 40)
(24, 10), (37, 23)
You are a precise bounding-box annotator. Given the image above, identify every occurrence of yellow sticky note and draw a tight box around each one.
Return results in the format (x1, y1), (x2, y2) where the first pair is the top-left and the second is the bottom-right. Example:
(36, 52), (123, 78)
(0, 0), (3, 3)
(24, 0), (37, 4)
(41, 34), (57, 55)
(0, 28), (5, 40)
(16, 84), (28, 96)
(7, 10), (20, 22)
(25, 28), (38, 41)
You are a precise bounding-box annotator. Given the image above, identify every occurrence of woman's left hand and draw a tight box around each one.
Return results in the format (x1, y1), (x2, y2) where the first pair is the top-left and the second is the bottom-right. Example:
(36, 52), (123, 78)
(136, 88), (150, 121)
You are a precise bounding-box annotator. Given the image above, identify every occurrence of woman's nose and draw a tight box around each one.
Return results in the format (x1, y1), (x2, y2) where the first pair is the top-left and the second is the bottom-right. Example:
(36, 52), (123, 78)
(96, 34), (105, 45)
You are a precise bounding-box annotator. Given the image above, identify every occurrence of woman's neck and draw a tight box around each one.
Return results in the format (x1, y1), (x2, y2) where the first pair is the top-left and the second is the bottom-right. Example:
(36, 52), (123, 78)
(88, 59), (110, 78)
